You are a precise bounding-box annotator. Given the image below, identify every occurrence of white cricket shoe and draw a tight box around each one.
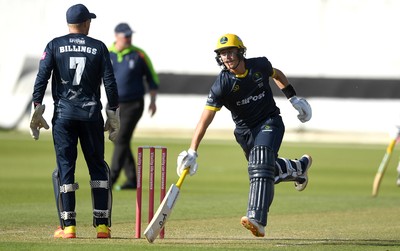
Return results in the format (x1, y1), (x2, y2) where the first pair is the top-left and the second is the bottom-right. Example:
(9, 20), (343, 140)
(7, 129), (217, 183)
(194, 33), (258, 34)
(295, 155), (312, 192)
(240, 216), (265, 237)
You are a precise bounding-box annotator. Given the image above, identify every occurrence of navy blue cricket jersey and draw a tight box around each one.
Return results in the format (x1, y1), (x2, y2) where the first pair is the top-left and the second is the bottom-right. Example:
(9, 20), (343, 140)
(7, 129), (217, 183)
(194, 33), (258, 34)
(33, 33), (119, 121)
(206, 57), (280, 129)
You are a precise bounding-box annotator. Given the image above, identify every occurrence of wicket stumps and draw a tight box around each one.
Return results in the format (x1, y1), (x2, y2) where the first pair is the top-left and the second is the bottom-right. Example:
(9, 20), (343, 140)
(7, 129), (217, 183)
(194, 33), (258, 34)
(135, 146), (167, 239)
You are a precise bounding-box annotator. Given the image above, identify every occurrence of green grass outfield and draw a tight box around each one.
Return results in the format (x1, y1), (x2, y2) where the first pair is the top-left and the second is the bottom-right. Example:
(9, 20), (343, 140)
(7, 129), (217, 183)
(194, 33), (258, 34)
(1, 130), (400, 250)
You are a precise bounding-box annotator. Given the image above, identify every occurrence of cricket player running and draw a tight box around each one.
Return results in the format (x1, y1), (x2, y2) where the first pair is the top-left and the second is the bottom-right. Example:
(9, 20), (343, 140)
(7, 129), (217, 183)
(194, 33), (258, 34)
(177, 34), (312, 237)
(30, 4), (119, 238)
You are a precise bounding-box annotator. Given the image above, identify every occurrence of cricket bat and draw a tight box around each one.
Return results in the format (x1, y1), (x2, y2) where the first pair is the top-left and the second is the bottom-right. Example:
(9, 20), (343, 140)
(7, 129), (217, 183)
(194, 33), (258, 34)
(372, 139), (397, 197)
(144, 168), (189, 243)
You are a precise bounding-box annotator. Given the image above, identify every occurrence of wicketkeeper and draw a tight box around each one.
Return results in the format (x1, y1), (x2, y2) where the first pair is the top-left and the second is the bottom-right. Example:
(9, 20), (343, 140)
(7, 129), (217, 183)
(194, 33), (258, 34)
(30, 4), (119, 239)
(177, 34), (313, 237)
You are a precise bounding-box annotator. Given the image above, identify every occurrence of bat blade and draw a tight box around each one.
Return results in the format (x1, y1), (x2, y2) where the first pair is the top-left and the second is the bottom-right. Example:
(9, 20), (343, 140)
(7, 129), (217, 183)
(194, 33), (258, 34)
(372, 172), (384, 197)
(144, 184), (180, 243)
(372, 139), (396, 197)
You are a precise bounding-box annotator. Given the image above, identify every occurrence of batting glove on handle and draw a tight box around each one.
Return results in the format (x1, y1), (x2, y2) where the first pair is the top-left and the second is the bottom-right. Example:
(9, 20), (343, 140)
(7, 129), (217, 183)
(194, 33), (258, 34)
(176, 149), (198, 176)
(389, 125), (400, 140)
(104, 108), (120, 142)
(29, 104), (50, 140)
(289, 96), (312, 123)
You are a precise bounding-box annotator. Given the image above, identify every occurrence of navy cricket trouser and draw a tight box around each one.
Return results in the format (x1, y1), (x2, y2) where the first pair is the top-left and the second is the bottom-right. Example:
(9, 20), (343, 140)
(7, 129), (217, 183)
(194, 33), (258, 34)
(52, 117), (109, 226)
(234, 115), (285, 160)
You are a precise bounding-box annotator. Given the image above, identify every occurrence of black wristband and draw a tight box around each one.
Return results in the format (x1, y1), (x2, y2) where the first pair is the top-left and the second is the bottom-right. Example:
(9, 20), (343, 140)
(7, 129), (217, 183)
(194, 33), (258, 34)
(281, 84), (297, 99)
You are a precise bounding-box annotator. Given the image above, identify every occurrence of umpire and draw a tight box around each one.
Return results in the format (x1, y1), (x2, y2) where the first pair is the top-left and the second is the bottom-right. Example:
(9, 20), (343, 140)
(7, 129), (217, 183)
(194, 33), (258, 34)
(108, 23), (160, 190)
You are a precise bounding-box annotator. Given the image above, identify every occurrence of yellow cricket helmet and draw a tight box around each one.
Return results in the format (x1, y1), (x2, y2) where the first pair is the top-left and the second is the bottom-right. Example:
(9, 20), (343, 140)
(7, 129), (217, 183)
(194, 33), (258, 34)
(214, 34), (246, 53)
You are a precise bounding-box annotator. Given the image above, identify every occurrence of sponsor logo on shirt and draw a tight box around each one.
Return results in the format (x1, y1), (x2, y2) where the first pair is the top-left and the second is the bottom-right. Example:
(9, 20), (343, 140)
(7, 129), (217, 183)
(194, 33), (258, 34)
(129, 59), (135, 69)
(252, 72), (264, 88)
(252, 72), (263, 81)
(207, 94), (214, 103)
(82, 101), (97, 107)
(236, 91), (265, 106)
(41, 52), (47, 60)
(69, 38), (86, 45)
(261, 125), (272, 133)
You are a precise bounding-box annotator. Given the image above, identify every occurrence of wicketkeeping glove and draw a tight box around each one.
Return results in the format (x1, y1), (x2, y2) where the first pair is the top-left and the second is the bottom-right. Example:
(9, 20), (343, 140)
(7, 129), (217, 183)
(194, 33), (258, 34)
(29, 104), (50, 140)
(289, 96), (312, 123)
(104, 108), (120, 142)
(176, 149), (198, 176)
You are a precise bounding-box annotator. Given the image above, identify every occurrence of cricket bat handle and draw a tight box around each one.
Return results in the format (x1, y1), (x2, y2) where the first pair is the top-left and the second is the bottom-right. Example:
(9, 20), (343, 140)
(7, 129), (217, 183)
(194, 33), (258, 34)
(177, 168), (189, 188)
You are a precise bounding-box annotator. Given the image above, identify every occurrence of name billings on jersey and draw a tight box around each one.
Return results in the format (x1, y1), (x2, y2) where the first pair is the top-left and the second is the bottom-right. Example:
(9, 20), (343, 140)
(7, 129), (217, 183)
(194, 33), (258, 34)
(59, 45), (97, 55)
(236, 91), (265, 106)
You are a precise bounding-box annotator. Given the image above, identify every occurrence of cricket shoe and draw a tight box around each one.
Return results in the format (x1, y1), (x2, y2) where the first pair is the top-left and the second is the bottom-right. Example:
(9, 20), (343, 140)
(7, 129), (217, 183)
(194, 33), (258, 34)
(96, 224), (111, 238)
(396, 174), (400, 187)
(294, 155), (312, 192)
(240, 216), (265, 237)
(54, 226), (76, 239)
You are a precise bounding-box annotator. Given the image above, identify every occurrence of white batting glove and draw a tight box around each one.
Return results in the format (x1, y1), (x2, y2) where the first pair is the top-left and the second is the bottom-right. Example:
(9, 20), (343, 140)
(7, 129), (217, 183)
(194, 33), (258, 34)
(104, 108), (120, 142)
(389, 125), (400, 140)
(29, 104), (50, 140)
(289, 96), (312, 123)
(176, 149), (198, 176)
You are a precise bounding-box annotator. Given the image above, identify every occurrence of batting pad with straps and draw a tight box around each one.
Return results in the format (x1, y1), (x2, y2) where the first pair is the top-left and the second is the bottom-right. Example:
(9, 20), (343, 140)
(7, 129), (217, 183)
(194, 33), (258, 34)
(59, 183), (79, 221)
(52, 168), (79, 228)
(89, 163), (112, 227)
(246, 145), (275, 226)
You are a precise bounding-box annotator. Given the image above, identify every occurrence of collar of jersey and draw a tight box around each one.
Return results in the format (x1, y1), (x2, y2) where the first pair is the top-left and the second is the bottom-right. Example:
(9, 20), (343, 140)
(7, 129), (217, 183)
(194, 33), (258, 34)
(109, 44), (136, 63)
(235, 69), (248, 78)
